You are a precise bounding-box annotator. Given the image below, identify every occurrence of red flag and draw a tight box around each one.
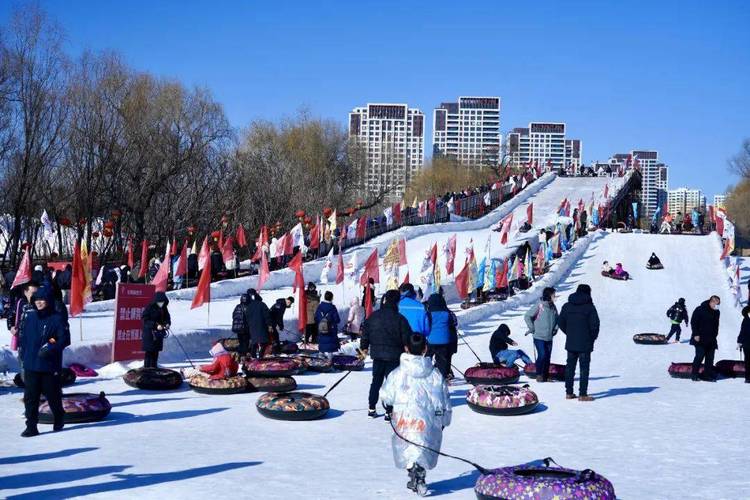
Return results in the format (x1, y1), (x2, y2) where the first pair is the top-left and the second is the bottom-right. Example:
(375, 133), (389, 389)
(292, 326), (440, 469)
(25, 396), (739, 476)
(11, 250), (32, 289)
(430, 243), (438, 266)
(393, 202), (402, 225)
(356, 215), (367, 240)
(198, 236), (210, 271)
(398, 238), (408, 266)
(70, 241), (86, 317)
(217, 230), (224, 251)
(445, 234), (457, 274)
(716, 216), (724, 236)
(454, 262), (469, 300)
(401, 271), (410, 286)
(138, 239), (149, 279)
(364, 283), (373, 318)
(222, 236), (235, 264)
(175, 240), (188, 277)
(335, 249), (345, 285)
(359, 248), (380, 286)
(236, 224), (247, 248)
(258, 249), (270, 290)
(283, 231), (294, 256)
(309, 217), (320, 250)
(287, 252), (307, 332)
(604, 184), (609, 199)
(526, 203), (534, 226)
(495, 259), (509, 289)
(428, 197), (437, 217)
(578, 199), (584, 213)
(127, 238), (134, 269)
(170, 237), (177, 257)
(499, 213), (513, 245)
(151, 244), (170, 293)
(191, 248), (211, 309)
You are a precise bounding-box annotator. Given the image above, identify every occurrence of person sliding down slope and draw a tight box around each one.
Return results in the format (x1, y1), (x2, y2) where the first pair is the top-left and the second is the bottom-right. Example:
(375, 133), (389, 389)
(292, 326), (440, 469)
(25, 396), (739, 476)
(647, 253), (662, 268)
(612, 263), (630, 280)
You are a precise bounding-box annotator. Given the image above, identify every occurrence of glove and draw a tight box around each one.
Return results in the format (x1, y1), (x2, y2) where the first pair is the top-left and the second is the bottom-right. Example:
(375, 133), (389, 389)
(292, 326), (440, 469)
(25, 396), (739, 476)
(357, 349), (368, 361)
(739, 344), (744, 351)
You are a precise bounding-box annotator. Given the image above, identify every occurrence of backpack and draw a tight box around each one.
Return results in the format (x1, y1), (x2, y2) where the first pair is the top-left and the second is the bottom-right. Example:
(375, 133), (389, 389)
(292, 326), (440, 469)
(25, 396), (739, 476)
(231, 304), (247, 334)
(666, 305), (678, 321)
(318, 311), (330, 335)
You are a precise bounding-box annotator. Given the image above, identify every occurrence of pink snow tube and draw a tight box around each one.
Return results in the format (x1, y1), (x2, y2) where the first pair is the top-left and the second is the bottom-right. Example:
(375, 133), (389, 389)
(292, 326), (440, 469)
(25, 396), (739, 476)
(523, 362), (565, 381)
(715, 360), (745, 378)
(464, 363), (520, 386)
(39, 392), (112, 424)
(67, 363), (98, 377)
(466, 385), (539, 416)
(668, 362), (705, 379)
(243, 358), (297, 377)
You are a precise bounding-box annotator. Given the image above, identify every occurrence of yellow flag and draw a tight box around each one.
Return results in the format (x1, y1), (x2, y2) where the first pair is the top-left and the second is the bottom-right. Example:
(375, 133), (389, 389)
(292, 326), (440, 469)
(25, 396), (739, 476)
(382, 239), (401, 290)
(412, 196), (418, 209)
(328, 209), (337, 231)
(80, 240), (93, 304)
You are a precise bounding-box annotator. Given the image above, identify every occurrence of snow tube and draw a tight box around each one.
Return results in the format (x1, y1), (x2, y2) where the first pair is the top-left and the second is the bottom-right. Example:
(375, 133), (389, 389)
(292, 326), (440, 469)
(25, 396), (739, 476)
(464, 363), (520, 386)
(14, 368), (76, 388)
(263, 356), (306, 375)
(247, 376), (297, 393)
(39, 392), (112, 424)
(474, 462), (616, 499)
(301, 356), (334, 373)
(123, 367), (183, 390)
(255, 391), (330, 421)
(523, 363), (565, 381)
(601, 271), (628, 280)
(243, 358), (297, 377)
(466, 385), (539, 416)
(646, 263), (664, 270)
(668, 362), (705, 379)
(715, 360), (746, 378)
(332, 354), (364, 371)
(67, 363), (98, 378)
(633, 333), (668, 345)
(188, 375), (250, 395)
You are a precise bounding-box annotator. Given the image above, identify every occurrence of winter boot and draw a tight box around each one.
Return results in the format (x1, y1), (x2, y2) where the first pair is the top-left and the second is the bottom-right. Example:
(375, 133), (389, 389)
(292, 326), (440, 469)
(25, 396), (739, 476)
(413, 464), (427, 496)
(368, 409), (377, 418)
(21, 427), (39, 438)
(579, 395), (594, 402)
(566, 393), (577, 400)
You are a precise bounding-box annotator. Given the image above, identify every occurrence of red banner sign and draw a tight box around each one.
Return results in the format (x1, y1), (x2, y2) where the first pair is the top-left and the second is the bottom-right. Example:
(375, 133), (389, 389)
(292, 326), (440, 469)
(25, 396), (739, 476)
(111, 283), (155, 363)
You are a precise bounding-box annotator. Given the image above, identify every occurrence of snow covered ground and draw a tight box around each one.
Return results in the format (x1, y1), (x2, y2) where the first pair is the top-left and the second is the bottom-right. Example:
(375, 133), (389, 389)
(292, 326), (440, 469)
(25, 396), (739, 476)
(1, 231), (748, 499)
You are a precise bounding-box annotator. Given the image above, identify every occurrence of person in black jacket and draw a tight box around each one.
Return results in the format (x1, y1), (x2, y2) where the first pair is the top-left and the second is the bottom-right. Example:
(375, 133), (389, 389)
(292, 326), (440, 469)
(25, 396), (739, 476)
(558, 284), (600, 401)
(690, 296), (721, 381)
(245, 289), (273, 358)
(360, 289), (413, 417)
(269, 296), (294, 351)
(142, 292), (171, 368)
(232, 294), (250, 356)
(737, 305), (750, 383)
(20, 286), (68, 437)
(665, 298), (689, 342)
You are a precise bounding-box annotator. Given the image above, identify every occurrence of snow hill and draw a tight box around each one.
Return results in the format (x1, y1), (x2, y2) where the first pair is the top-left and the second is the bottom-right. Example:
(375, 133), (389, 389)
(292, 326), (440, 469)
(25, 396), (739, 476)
(1, 230), (747, 499)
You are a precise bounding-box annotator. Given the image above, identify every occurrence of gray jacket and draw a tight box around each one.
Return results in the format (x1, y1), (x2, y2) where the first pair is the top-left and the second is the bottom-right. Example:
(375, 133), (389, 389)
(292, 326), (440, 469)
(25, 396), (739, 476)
(524, 301), (558, 341)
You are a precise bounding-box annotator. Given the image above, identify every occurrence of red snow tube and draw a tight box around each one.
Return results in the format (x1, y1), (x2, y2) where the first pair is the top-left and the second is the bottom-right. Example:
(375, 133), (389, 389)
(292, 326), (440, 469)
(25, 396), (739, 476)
(243, 358), (297, 377)
(123, 367), (183, 390)
(668, 362), (704, 379)
(15, 368), (76, 388)
(466, 385), (539, 416)
(523, 363), (565, 381)
(39, 392), (112, 424)
(247, 376), (297, 393)
(188, 375), (250, 395)
(67, 363), (98, 377)
(464, 363), (520, 386)
(633, 333), (668, 345)
(255, 391), (330, 421)
(715, 360), (746, 378)
(332, 354), (364, 371)
(474, 461), (616, 499)
(601, 271), (628, 281)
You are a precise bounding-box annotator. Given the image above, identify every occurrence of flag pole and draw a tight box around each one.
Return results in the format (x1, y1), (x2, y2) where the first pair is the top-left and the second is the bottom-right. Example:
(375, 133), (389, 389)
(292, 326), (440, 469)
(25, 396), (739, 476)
(79, 316), (83, 342)
(207, 300), (211, 326)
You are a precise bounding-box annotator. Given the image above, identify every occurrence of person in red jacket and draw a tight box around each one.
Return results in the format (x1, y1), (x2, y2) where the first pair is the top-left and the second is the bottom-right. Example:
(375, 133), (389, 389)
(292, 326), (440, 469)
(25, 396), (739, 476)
(199, 342), (239, 380)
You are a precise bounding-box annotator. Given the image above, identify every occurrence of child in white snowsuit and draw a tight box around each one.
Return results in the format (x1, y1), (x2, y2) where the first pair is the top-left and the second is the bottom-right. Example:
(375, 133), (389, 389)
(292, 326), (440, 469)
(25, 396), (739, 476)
(380, 333), (452, 495)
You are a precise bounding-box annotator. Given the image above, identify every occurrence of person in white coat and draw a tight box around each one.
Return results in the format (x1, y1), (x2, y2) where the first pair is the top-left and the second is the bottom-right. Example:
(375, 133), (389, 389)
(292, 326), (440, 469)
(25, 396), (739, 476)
(346, 296), (365, 339)
(380, 333), (452, 495)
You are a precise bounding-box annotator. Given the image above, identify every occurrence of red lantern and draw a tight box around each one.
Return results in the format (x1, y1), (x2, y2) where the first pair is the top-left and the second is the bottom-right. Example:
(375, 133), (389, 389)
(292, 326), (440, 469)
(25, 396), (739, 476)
(323, 207), (332, 217)
(103, 228), (113, 238)
(211, 230), (221, 240)
(58, 217), (72, 227)
(187, 225), (197, 235)
(78, 218), (87, 226)
(22, 241), (31, 250)
(346, 207), (355, 216)
(92, 231), (100, 238)
(104, 221), (114, 230)
(356, 198), (364, 207)
(303, 216), (312, 225)
(295, 210), (306, 219)
(111, 209), (122, 219)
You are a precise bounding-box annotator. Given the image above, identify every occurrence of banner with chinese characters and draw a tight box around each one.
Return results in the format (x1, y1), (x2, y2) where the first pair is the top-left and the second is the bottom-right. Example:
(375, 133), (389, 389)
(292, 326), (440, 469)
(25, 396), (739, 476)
(111, 283), (155, 362)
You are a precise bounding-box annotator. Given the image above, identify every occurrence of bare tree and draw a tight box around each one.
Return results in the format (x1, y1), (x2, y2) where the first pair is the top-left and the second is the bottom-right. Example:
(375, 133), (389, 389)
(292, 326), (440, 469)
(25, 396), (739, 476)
(728, 138), (750, 180)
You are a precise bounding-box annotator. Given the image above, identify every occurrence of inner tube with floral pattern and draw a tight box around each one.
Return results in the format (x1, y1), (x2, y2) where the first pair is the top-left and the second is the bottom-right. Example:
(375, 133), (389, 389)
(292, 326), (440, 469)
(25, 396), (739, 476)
(646, 263), (664, 270)
(464, 363), (520, 386)
(247, 376), (297, 393)
(123, 367), (183, 390)
(633, 333), (668, 345)
(15, 368), (76, 388)
(188, 375), (250, 395)
(668, 362), (705, 379)
(474, 461), (616, 499)
(39, 392), (112, 424)
(332, 354), (364, 371)
(300, 356), (334, 373)
(242, 358), (298, 377)
(523, 362), (565, 381)
(715, 359), (745, 378)
(466, 385), (539, 416)
(255, 391), (330, 421)
(263, 356), (306, 375)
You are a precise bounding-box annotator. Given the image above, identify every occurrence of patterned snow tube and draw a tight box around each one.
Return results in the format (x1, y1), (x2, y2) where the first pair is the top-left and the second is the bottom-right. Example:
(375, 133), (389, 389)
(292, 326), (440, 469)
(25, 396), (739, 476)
(466, 385), (539, 416)
(474, 463), (616, 499)
(68, 363), (98, 377)
(255, 391), (330, 421)
(464, 363), (520, 386)
(301, 356), (334, 373)
(14, 368), (76, 388)
(262, 356), (306, 375)
(633, 333), (668, 345)
(601, 271), (628, 280)
(247, 376), (297, 393)
(243, 358), (298, 377)
(39, 392), (112, 424)
(715, 360), (746, 378)
(646, 263), (664, 270)
(668, 362), (704, 379)
(523, 363), (565, 381)
(332, 354), (364, 372)
(188, 375), (250, 395)
(123, 367), (183, 390)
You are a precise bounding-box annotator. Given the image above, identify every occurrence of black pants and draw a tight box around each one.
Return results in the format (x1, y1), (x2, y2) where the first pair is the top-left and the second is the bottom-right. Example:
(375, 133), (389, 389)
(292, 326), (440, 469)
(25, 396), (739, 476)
(368, 359), (400, 410)
(744, 348), (750, 382)
(237, 334), (250, 356)
(665, 324), (681, 342)
(24, 370), (64, 429)
(305, 324), (318, 344)
(144, 351), (159, 368)
(692, 345), (716, 379)
(428, 344), (451, 379)
(565, 351), (591, 396)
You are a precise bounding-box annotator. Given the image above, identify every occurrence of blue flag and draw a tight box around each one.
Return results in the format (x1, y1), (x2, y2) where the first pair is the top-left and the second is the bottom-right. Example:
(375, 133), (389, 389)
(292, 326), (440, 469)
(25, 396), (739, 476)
(632, 202), (638, 221)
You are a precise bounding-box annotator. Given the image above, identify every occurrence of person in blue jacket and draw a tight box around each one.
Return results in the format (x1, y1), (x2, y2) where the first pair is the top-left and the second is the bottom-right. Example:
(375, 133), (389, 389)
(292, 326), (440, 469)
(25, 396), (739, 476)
(20, 286), (69, 437)
(315, 291), (341, 358)
(398, 283), (430, 336)
(425, 293), (457, 379)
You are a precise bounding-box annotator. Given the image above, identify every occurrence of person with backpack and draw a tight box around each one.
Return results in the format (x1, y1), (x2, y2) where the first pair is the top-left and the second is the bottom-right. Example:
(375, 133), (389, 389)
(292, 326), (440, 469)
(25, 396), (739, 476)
(524, 287), (558, 382)
(665, 298), (689, 343)
(737, 305), (750, 383)
(558, 284), (600, 401)
(379, 333), (452, 496)
(231, 293), (250, 357)
(424, 293), (456, 379)
(315, 291), (341, 358)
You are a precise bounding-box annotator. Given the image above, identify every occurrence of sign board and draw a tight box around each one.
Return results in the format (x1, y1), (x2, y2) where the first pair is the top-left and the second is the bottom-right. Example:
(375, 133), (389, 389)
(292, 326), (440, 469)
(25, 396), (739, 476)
(111, 283), (155, 363)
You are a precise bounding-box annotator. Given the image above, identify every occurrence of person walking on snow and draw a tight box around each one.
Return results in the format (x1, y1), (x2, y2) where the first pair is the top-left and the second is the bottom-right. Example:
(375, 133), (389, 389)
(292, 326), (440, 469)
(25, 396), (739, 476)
(315, 291), (341, 358)
(524, 287), (558, 382)
(665, 298), (689, 343)
(142, 291), (171, 369)
(489, 324), (532, 367)
(360, 289), (413, 418)
(424, 293), (457, 379)
(380, 333), (452, 496)
(558, 284), (600, 401)
(690, 295), (721, 381)
(346, 296), (365, 339)
(737, 305), (750, 383)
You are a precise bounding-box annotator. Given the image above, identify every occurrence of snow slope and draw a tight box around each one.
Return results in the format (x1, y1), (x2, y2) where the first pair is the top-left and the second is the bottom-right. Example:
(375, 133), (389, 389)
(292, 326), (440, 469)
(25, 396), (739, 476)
(1, 232), (747, 499)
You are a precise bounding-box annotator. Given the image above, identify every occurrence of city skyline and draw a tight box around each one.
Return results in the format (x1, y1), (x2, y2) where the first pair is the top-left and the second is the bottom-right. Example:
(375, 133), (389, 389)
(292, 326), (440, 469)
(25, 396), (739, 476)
(3, 0), (747, 200)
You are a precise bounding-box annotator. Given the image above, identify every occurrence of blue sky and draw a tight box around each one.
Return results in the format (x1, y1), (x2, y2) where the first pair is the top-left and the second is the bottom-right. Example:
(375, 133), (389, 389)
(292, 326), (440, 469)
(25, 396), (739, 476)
(2, 0), (748, 199)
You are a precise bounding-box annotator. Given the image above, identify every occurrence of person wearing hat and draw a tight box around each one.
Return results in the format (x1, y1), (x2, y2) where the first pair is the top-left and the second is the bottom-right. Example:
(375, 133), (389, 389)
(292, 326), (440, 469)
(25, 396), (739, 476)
(665, 298), (689, 343)
(558, 284), (600, 401)
(141, 291), (171, 368)
(20, 286), (68, 437)
(199, 342), (239, 380)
